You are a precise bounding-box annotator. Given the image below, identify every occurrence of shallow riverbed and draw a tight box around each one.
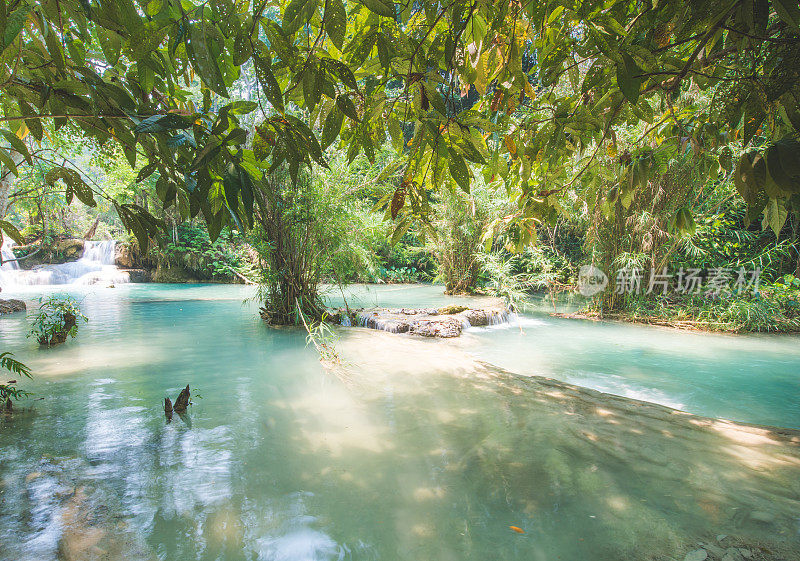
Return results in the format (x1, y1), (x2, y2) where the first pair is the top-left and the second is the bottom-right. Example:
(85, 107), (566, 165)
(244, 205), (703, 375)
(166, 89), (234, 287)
(0, 283), (798, 560)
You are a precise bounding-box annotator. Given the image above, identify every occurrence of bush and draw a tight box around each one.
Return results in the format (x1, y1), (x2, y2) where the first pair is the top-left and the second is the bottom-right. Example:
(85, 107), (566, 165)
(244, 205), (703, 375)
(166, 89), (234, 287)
(28, 295), (88, 346)
(159, 224), (253, 282)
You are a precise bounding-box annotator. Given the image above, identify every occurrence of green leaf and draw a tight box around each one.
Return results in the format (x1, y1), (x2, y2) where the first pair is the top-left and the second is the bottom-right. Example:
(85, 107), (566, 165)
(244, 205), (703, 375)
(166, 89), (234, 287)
(284, 0), (318, 34)
(190, 24), (229, 97)
(134, 114), (194, 134)
(325, 0), (347, 49)
(675, 207), (696, 236)
(773, 0), (800, 31)
(763, 197), (788, 237)
(0, 147), (18, 177)
(326, 58), (358, 90)
(336, 95), (359, 122)
(616, 52), (642, 104)
(45, 167), (96, 207)
(355, 0), (394, 18)
(156, 175), (176, 208)
(718, 146), (733, 172)
(734, 149), (767, 201)
(0, 219), (24, 244)
(255, 56), (284, 113)
(239, 166), (255, 227)
(223, 162), (241, 210)
(391, 218), (411, 244)
(227, 101), (259, 115)
(764, 139), (800, 194)
(321, 105), (344, 149)
(137, 161), (159, 183)
(448, 151), (471, 193)
(18, 100), (43, 141)
(96, 28), (122, 66)
(387, 114), (404, 151)
(1, 131), (31, 165)
(2, 5), (29, 51)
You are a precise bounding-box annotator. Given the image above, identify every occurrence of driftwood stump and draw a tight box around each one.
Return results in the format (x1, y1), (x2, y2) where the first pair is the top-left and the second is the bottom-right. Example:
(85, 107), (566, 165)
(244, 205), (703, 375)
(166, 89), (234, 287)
(164, 397), (173, 421)
(173, 385), (190, 413)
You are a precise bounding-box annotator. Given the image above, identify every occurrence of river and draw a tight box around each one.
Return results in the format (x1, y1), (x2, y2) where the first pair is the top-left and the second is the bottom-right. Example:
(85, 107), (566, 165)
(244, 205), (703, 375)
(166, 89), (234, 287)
(0, 283), (798, 560)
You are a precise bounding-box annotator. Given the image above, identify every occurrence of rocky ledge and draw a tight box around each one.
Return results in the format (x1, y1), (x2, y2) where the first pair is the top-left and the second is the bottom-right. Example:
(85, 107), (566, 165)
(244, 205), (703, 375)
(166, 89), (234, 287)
(329, 304), (510, 338)
(119, 268), (150, 283)
(0, 299), (25, 315)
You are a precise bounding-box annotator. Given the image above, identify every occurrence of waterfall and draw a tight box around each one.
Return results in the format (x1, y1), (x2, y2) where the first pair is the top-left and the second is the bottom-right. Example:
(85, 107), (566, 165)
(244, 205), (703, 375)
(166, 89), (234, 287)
(0, 240), (129, 287)
(1, 238), (19, 271)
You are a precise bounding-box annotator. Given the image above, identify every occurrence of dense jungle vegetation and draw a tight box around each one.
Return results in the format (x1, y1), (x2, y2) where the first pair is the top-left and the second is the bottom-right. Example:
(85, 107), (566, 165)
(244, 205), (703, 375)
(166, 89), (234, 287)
(1, 0), (800, 336)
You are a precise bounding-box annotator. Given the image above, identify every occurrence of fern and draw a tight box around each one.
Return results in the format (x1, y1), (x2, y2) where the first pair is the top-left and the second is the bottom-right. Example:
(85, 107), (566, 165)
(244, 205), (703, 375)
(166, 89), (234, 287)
(0, 352), (32, 379)
(1, 351), (32, 403)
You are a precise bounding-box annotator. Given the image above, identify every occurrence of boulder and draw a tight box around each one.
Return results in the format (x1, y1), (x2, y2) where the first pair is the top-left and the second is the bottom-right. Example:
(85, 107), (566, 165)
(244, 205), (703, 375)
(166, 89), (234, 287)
(0, 299), (25, 315)
(462, 308), (507, 326)
(120, 268), (150, 283)
(114, 243), (136, 268)
(54, 238), (85, 260)
(409, 317), (464, 338)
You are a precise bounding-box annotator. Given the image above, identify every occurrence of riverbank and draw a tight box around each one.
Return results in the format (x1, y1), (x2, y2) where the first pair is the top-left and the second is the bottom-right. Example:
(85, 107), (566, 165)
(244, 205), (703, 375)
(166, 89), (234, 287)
(554, 301), (800, 334)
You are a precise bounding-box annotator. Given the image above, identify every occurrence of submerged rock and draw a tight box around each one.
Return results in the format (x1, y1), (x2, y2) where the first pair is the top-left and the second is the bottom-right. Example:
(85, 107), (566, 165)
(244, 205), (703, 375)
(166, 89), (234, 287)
(0, 298), (25, 315)
(684, 549), (708, 561)
(334, 306), (510, 338)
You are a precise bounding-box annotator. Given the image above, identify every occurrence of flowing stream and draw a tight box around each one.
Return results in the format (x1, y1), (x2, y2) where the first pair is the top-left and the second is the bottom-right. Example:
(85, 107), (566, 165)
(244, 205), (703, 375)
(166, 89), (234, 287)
(0, 240), (128, 287)
(0, 284), (798, 560)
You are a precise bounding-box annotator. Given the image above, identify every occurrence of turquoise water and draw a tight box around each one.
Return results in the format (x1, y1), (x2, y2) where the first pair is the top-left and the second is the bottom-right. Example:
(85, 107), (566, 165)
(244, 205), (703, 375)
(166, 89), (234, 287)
(333, 285), (800, 429)
(0, 283), (799, 560)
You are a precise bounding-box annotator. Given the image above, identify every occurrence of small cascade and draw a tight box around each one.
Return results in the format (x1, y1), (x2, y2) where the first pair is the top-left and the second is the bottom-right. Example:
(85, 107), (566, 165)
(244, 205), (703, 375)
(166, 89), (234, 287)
(338, 306), (512, 338)
(1, 238), (19, 270)
(459, 308), (511, 328)
(0, 240), (129, 287)
(354, 311), (409, 333)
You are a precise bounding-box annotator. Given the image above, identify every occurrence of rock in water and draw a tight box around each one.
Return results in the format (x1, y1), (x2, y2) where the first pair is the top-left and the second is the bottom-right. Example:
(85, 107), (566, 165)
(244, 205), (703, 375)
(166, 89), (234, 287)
(164, 397), (173, 421)
(173, 385), (190, 413)
(438, 305), (469, 315)
(684, 549), (708, 561)
(0, 299), (26, 315)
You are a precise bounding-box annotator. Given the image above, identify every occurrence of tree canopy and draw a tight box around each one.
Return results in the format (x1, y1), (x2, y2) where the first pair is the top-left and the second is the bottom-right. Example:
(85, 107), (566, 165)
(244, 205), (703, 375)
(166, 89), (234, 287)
(1, 0), (799, 251)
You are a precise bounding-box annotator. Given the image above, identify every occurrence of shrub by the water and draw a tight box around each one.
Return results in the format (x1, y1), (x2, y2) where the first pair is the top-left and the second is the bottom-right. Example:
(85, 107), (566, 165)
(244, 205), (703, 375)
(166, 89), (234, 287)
(28, 296), (88, 347)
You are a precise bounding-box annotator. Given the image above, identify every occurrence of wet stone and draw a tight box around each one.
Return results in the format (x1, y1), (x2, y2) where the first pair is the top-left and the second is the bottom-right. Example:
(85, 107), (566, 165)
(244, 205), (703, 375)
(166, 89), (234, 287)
(684, 549), (708, 561)
(0, 299), (26, 315)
